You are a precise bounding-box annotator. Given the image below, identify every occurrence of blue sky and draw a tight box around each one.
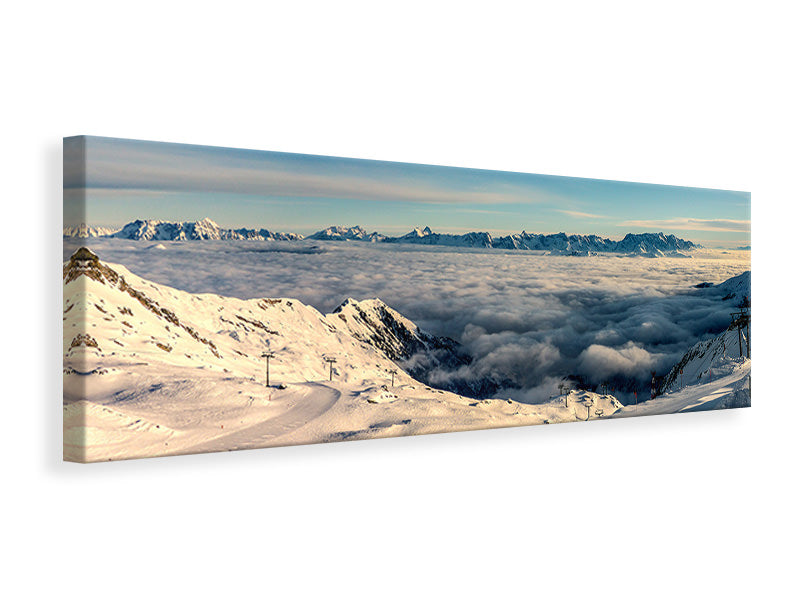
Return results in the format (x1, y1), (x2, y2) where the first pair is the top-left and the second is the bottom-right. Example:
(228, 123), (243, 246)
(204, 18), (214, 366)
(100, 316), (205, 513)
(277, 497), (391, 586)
(64, 136), (751, 247)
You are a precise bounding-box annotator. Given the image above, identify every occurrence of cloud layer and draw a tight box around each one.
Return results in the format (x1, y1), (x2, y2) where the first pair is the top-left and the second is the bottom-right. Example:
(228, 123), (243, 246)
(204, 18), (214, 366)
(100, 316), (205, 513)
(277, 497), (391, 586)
(68, 238), (750, 403)
(622, 218), (750, 232)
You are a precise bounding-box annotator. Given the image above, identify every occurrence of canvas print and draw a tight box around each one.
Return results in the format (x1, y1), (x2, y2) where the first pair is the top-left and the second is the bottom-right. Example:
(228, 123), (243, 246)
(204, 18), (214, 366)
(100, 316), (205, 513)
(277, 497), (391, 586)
(63, 136), (751, 462)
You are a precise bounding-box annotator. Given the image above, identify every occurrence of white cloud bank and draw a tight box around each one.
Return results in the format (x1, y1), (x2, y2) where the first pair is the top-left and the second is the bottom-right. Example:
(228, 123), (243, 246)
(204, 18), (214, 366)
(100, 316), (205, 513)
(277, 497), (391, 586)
(67, 239), (750, 403)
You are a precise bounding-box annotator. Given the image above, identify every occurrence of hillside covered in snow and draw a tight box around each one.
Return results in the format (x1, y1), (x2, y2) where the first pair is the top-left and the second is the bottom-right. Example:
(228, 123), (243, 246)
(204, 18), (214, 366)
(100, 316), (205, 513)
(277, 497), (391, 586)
(616, 274), (751, 416)
(618, 330), (750, 417)
(656, 321), (750, 402)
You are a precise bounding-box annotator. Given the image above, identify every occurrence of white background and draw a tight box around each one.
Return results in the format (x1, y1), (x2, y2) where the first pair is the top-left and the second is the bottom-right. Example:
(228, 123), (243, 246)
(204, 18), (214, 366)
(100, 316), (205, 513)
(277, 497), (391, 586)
(3, 1), (798, 598)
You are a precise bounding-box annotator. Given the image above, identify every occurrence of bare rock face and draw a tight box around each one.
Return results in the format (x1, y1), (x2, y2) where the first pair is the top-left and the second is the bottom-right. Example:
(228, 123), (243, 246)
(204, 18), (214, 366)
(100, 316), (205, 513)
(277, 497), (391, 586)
(325, 297), (505, 396)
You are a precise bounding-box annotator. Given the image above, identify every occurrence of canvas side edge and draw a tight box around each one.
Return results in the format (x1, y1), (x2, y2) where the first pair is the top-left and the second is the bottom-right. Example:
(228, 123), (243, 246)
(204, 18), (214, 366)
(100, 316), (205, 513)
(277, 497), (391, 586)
(63, 136), (89, 463)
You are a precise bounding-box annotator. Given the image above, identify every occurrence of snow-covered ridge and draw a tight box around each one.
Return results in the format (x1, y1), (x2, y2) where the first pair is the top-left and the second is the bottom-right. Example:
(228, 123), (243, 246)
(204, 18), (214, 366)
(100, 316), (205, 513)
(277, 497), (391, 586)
(62, 247), (470, 389)
(713, 271), (751, 305)
(328, 297), (470, 375)
(613, 322), (751, 419)
(646, 272), (751, 397)
(630, 274), (752, 414)
(657, 322), (750, 398)
(75, 219), (699, 256)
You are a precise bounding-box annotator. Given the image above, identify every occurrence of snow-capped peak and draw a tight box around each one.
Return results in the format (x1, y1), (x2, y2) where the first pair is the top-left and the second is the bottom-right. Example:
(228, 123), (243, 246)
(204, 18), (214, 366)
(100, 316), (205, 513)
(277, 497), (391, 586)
(194, 217), (220, 230)
(329, 297), (422, 349)
(403, 226), (433, 238)
(110, 218), (223, 241)
(308, 225), (382, 241)
(107, 219), (305, 242)
(327, 297), (471, 391)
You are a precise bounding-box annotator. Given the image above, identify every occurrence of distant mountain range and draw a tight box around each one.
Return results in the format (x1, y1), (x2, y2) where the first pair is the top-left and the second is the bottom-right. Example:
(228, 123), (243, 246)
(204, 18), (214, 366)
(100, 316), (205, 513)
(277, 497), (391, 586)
(64, 218), (698, 256)
(104, 218), (303, 242)
(383, 227), (696, 256)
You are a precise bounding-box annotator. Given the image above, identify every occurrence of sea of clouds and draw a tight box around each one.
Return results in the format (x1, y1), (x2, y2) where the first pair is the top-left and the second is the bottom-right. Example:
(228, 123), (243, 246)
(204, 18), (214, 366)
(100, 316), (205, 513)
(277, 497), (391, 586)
(66, 239), (750, 404)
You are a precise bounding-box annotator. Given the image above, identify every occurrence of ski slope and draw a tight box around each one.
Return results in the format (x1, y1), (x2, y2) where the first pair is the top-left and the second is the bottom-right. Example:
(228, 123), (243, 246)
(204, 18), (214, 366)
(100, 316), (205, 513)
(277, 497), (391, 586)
(615, 360), (750, 418)
(63, 248), (749, 462)
(616, 324), (751, 418)
(63, 248), (627, 461)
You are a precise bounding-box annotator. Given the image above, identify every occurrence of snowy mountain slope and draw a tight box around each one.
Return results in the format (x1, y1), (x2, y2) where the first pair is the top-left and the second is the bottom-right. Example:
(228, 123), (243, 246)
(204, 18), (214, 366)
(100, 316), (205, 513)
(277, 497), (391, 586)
(327, 298), (471, 377)
(712, 271), (751, 305)
(63, 248), (626, 461)
(109, 218), (303, 241)
(693, 271), (751, 301)
(604, 271), (752, 416)
(63, 247), (398, 386)
(547, 388), (624, 422)
(615, 359), (750, 418)
(649, 271), (751, 397)
(325, 298), (517, 399)
(657, 324), (750, 397)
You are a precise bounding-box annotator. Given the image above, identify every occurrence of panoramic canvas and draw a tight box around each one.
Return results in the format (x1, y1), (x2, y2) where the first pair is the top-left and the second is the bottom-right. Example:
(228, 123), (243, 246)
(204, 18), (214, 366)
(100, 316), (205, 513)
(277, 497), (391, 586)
(63, 136), (751, 462)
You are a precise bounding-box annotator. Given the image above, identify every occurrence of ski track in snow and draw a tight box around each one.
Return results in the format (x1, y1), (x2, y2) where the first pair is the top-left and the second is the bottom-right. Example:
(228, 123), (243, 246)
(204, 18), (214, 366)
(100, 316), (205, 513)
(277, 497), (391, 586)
(181, 383), (341, 454)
